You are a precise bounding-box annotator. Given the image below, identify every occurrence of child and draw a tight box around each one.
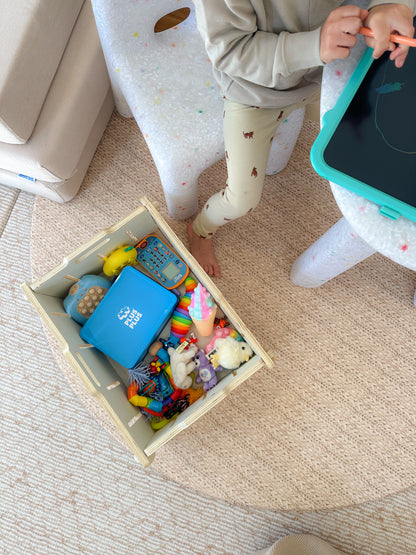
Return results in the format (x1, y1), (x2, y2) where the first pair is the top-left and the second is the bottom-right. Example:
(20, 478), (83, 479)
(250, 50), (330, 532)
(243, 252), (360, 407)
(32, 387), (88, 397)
(188, 1), (416, 277)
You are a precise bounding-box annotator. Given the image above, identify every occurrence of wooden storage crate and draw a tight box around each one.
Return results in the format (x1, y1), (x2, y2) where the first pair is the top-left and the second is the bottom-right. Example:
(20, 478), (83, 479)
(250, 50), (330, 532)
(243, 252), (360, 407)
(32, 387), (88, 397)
(22, 197), (273, 466)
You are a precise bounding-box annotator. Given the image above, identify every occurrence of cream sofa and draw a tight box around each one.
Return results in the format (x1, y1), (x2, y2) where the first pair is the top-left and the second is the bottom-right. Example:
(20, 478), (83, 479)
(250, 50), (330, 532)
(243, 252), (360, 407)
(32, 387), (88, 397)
(0, 0), (114, 202)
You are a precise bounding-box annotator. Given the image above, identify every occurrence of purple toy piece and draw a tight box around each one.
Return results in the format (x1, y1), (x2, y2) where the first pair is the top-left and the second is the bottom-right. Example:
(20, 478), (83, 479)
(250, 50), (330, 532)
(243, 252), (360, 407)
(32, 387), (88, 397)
(194, 349), (221, 392)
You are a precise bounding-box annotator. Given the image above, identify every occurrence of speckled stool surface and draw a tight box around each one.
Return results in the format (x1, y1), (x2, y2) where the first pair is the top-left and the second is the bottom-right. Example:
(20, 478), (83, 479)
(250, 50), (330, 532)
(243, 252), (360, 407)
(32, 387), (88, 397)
(91, 0), (306, 219)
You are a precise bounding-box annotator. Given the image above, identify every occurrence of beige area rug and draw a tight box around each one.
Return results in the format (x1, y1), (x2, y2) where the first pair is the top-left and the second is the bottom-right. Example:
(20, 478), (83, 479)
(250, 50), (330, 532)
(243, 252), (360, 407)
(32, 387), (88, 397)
(31, 112), (416, 512)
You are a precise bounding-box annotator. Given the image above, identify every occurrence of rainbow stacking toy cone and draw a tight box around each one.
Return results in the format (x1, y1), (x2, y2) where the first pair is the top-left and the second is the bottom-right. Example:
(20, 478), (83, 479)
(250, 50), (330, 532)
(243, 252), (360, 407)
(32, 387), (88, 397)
(169, 277), (197, 343)
(188, 284), (217, 337)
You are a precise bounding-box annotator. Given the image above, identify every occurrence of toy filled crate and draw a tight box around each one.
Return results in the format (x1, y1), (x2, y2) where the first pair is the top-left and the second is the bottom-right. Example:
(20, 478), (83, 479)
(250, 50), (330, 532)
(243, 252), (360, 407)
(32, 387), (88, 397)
(22, 197), (273, 467)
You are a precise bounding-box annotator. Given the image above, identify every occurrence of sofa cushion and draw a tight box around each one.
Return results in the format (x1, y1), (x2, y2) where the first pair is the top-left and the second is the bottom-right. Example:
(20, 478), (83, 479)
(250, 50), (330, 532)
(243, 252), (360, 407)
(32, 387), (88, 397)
(0, 0), (112, 182)
(0, 89), (114, 202)
(0, 0), (84, 144)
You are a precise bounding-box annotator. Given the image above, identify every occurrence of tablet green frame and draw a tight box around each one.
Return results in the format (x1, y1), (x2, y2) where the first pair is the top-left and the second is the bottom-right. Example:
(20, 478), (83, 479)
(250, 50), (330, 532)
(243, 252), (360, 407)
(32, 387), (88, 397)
(311, 46), (416, 222)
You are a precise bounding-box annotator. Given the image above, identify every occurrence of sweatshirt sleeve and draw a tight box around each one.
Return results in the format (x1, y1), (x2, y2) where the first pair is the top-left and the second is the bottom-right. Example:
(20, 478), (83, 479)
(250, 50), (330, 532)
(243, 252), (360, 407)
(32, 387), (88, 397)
(368, 0), (416, 16)
(193, 0), (324, 89)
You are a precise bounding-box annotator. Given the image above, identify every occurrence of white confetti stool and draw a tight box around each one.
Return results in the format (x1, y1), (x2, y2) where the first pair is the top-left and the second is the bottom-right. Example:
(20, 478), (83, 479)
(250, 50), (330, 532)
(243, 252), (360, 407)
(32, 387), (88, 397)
(91, 0), (305, 219)
(291, 35), (416, 298)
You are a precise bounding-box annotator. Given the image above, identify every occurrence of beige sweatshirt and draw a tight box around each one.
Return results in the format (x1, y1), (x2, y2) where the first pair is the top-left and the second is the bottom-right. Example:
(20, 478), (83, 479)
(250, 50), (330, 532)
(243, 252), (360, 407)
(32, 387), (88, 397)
(193, 0), (416, 108)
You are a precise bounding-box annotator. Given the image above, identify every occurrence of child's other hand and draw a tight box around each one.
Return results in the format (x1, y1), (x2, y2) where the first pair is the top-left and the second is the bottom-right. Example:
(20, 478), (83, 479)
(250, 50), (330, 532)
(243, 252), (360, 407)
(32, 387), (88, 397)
(320, 5), (368, 64)
(364, 4), (414, 68)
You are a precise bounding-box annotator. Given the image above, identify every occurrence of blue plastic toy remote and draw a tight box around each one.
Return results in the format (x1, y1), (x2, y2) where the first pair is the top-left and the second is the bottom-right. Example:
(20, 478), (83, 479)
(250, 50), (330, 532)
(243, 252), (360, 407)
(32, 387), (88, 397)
(134, 234), (189, 289)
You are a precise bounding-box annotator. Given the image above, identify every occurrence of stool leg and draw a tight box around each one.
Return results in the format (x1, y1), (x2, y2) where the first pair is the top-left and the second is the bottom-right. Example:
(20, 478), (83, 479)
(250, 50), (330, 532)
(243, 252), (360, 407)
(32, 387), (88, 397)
(99, 58), (133, 117)
(113, 88), (133, 118)
(157, 166), (200, 220)
(109, 77), (133, 118)
(266, 108), (305, 175)
(290, 217), (376, 287)
(155, 147), (224, 220)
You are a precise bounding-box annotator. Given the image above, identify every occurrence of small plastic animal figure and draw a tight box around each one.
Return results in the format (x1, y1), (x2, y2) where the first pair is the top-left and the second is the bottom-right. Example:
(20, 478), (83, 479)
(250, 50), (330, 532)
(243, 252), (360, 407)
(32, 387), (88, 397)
(194, 349), (220, 392)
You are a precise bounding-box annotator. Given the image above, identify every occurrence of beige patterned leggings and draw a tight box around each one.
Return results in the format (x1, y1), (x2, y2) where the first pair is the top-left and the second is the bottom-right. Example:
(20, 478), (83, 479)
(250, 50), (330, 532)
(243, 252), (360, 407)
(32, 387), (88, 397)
(192, 98), (311, 238)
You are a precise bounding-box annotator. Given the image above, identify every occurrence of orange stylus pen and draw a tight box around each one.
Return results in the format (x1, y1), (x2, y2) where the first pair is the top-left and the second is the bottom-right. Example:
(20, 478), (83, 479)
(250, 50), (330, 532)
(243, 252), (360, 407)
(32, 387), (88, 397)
(359, 26), (416, 47)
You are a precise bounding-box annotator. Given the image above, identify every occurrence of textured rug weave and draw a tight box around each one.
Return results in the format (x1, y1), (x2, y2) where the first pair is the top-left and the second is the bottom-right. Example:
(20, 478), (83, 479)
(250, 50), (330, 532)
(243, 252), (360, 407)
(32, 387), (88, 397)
(4, 184), (416, 554)
(31, 112), (416, 512)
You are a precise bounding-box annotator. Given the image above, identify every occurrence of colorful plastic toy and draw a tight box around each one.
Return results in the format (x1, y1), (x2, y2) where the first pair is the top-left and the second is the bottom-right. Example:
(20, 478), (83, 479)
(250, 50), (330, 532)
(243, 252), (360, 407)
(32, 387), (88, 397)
(127, 354), (182, 417)
(170, 277), (197, 343)
(188, 283), (217, 337)
(63, 274), (112, 325)
(127, 340), (203, 424)
(102, 244), (138, 276)
(135, 234), (189, 289)
(146, 277), (198, 357)
(126, 384), (164, 414)
(150, 386), (203, 430)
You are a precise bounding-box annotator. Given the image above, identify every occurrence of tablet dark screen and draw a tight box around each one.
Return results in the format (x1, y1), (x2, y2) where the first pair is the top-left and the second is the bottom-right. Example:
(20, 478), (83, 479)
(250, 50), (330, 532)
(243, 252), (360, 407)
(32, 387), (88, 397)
(323, 34), (416, 208)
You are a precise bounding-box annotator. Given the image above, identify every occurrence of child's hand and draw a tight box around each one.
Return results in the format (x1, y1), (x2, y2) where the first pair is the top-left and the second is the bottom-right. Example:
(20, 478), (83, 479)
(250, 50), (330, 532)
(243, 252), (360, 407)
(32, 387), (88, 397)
(364, 4), (414, 68)
(320, 5), (368, 64)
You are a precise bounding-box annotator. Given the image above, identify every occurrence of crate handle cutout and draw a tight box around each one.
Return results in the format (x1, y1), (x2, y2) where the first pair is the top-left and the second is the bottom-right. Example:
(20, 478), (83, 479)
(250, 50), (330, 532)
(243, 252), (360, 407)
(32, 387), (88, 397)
(128, 413), (142, 428)
(75, 351), (101, 388)
(64, 275), (80, 282)
(51, 312), (71, 318)
(106, 381), (121, 391)
(75, 238), (111, 264)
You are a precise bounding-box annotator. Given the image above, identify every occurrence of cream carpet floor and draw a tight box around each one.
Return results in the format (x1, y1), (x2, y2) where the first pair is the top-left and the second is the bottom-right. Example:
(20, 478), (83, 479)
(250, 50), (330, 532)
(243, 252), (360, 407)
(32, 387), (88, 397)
(2, 111), (416, 552)
(30, 112), (416, 513)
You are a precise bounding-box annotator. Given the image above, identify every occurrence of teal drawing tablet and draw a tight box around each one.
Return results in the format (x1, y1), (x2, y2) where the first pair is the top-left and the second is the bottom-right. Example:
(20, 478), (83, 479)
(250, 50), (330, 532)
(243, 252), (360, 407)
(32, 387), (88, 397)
(311, 24), (416, 223)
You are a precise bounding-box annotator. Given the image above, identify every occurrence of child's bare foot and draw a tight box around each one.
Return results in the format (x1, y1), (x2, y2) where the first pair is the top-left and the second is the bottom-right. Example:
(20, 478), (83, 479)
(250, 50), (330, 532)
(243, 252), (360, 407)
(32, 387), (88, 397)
(187, 222), (221, 277)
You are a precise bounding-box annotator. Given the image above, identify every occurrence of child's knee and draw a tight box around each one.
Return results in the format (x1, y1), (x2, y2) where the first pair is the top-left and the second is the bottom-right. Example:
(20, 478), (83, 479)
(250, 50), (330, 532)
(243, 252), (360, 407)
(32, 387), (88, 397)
(229, 194), (261, 219)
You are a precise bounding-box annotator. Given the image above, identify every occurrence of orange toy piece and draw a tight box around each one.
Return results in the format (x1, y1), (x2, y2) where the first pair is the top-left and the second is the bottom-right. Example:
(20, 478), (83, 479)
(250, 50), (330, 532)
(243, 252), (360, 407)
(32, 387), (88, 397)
(182, 387), (204, 404)
(127, 383), (163, 414)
